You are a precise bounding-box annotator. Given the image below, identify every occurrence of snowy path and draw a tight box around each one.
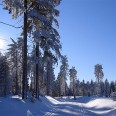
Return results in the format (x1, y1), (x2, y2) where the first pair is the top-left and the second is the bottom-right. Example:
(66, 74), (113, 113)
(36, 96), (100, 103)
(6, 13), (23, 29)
(44, 96), (116, 116)
(44, 100), (89, 116)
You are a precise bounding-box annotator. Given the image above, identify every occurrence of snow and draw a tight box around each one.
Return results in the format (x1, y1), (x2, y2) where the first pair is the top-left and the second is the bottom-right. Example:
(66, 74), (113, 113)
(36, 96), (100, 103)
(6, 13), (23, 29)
(0, 95), (116, 116)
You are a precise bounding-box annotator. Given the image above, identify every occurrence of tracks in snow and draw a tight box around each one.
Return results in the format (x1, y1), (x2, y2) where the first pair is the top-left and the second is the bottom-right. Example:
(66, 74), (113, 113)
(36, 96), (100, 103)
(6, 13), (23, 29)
(44, 98), (87, 116)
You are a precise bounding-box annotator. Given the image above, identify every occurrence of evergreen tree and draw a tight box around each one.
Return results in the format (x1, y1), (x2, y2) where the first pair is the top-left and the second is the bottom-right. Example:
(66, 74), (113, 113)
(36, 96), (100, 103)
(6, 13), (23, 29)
(58, 55), (69, 96)
(75, 79), (80, 96)
(69, 66), (77, 100)
(110, 81), (115, 93)
(0, 53), (10, 96)
(94, 64), (104, 83)
(104, 79), (110, 97)
(94, 64), (104, 95)
(46, 59), (55, 96)
(86, 81), (90, 96)
(3, 0), (62, 98)
(100, 82), (105, 96)
(90, 80), (95, 96)
(82, 80), (86, 96)
(7, 38), (23, 95)
(56, 73), (61, 96)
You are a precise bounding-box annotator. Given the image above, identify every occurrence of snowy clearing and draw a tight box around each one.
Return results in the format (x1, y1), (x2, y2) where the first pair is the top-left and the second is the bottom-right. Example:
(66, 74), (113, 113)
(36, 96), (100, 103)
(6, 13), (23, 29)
(0, 96), (116, 116)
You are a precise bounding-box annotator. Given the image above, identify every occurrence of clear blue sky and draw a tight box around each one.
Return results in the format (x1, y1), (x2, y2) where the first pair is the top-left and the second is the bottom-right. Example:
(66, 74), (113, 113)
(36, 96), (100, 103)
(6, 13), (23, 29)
(0, 0), (116, 82)
(57, 0), (116, 82)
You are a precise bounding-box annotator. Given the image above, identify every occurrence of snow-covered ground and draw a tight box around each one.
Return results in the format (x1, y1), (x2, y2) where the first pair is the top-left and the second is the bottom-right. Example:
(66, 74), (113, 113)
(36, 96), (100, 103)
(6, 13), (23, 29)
(0, 95), (116, 116)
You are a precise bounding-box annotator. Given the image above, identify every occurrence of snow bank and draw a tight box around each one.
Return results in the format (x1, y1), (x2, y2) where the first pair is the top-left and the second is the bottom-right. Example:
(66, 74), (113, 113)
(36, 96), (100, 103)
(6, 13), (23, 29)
(84, 97), (116, 116)
(85, 97), (116, 109)
(45, 96), (60, 104)
(0, 95), (54, 116)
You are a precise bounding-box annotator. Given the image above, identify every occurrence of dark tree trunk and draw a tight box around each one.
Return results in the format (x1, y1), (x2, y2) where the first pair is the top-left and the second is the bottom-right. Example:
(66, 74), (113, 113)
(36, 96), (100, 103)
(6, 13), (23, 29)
(4, 75), (6, 96)
(73, 79), (76, 100)
(35, 43), (39, 98)
(22, 0), (27, 99)
(15, 51), (18, 95)
(46, 61), (50, 96)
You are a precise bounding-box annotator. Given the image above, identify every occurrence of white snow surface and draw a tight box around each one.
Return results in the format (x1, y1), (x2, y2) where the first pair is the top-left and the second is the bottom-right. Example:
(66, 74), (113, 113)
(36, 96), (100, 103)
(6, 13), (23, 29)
(0, 95), (116, 116)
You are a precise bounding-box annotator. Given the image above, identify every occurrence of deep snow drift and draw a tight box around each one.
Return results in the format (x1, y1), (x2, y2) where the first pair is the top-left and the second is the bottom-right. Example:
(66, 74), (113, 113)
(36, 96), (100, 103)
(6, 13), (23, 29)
(0, 95), (116, 116)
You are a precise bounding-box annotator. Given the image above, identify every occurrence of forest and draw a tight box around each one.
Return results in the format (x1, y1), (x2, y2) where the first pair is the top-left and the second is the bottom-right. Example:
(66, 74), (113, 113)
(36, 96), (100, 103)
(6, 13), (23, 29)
(0, 0), (116, 99)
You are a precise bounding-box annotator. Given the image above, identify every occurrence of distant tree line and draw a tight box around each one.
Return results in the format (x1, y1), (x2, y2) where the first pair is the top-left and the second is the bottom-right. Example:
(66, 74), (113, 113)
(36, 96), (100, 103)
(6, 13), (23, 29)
(0, 51), (116, 99)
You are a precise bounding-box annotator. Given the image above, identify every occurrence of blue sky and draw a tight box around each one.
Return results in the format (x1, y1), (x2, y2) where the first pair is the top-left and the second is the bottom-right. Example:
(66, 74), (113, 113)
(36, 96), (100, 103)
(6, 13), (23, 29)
(57, 0), (116, 82)
(0, 1), (22, 47)
(0, 0), (116, 82)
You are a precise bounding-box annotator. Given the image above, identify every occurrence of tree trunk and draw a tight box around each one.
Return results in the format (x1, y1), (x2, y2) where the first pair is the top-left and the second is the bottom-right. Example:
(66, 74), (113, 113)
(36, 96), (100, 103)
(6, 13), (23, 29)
(46, 61), (50, 96)
(15, 51), (18, 95)
(22, 0), (27, 99)
(35, 43), (39, 98)
(73, 78), (76, 100)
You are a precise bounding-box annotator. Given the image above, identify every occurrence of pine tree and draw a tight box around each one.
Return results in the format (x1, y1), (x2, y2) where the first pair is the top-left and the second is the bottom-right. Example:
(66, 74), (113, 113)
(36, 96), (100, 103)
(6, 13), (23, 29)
(3, 0), (62, 98)
(82, 80), (86, 96)
(104, 79), (110, 97)
(90, 80), (95, 96)
(86, 81), (90, 96)
(75, 79), (80, 96)
(94, 64), (104, 83)
(100, 82), (105, 96)
(52, 79), (59, 97)
(57, 55), (69, 96)
(0, 53), (10, 96)
(69, 67), (77, 100)
(56, 73), (61, 96)
(110, 81), (115, 93)
(94, 64), (104, 95)
(7, 38), (23, 95)
(44, 52), (56, 96)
